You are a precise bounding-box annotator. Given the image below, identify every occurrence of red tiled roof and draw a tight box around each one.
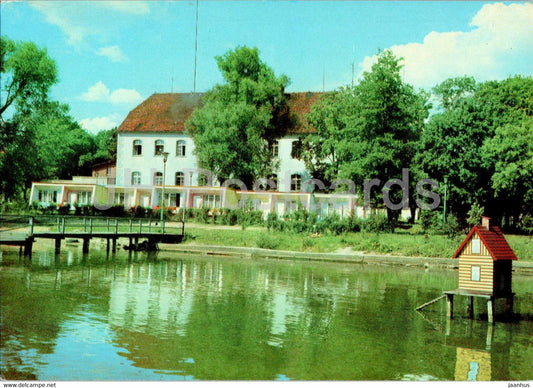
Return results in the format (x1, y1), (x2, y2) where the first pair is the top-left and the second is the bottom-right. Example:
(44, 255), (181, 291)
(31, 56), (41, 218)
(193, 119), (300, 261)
(118, 93), (204, 133)
(118, 92), (323, 134)
(453, 225), (518, 261)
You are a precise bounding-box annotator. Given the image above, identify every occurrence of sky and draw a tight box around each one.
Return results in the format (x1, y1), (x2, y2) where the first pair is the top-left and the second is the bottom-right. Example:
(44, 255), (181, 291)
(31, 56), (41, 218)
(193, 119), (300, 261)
(2, 1), (532, 134)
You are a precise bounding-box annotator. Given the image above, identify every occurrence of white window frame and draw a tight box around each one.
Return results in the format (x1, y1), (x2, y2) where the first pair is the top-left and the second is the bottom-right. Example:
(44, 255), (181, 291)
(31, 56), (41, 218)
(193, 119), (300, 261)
(176, 140), (186, 157)
(471, 266), (481, 282)
(472, 238), (481, 254)
(132, 139), (142, 156)
(155, 139), (165, 156)
(132, 171), (141, 185)
(154, 172), (163, 186)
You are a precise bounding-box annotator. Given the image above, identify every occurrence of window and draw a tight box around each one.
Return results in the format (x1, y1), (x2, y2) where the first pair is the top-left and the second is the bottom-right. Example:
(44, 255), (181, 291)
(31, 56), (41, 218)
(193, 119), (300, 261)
(114, 193), (125, 205)
(291, 140), (302, 159)
(272, 140), (279, 157)
(78, 191), (92, 205)
(132, 140), (142, 156)
(175, 172), (185, 186)
(132, 171), (141, 185)
(38, 190), (57, 203)
(269, 174), (278, 190)
(204, 195), (221, 209)
(472, 238), (481, 254)
(471, 266), (481, 282)
(154, 172), (163, 186)
(291, 174), (302, 192)
(176, 140), (186, 157)
(155, 140), (164, 156)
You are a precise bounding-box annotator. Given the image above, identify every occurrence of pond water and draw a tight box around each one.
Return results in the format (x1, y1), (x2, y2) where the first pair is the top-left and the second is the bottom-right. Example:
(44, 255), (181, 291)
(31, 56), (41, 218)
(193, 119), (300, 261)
(1, 245), (532, 381)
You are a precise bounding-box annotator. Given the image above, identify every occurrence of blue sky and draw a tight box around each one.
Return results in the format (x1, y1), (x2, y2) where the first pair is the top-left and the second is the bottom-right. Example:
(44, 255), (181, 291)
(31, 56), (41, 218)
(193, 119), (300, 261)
(2, 1), (532, 134)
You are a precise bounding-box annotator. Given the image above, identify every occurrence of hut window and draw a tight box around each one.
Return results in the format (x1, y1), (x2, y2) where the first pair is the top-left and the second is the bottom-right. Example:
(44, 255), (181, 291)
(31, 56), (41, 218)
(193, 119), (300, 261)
(472, 238), (481, 254)
(471, 266), (481, 282)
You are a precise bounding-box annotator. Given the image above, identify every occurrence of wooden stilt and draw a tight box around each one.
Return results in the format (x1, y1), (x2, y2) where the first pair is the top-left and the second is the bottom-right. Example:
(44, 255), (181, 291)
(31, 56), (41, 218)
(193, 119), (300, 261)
(112, 238), (117, 253)
(55, 238), (61, 255)
(468, 296), (474, 319)
(487, 298), (494, 324)
(82, 238), (90, 254)
(106, 239), (110, 253)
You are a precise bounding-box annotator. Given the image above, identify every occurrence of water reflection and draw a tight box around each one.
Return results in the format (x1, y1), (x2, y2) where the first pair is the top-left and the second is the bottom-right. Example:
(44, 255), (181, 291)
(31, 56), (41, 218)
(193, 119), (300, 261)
(1, 247), (532, 381)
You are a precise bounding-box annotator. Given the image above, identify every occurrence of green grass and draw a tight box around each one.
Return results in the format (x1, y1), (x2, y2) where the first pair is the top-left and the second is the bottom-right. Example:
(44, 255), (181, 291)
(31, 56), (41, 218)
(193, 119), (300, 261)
(182, 223), (532, 260)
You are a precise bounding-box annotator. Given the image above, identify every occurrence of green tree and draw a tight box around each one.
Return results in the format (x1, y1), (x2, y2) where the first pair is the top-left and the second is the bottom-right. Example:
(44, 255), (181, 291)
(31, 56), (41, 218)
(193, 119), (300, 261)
(482, 119), (533, 226)
(417, 75), (533, 223)
(186, 46), (290, 187)
(0, 36), (57, 117)
(0, 36), (58, 199)
(305, 50), (430, 227)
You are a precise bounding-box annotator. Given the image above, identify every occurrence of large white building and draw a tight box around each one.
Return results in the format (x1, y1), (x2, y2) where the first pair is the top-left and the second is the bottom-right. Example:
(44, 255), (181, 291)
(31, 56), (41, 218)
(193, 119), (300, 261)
(30, 92), (371, 218)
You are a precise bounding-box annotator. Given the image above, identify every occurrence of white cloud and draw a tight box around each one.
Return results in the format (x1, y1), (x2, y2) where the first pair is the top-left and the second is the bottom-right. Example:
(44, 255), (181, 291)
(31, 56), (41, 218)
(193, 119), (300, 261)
(30, 1), (87, 45)
(79, 114), (121, 134)
(29, 1), (150, 45)
(109, 89), (143, 104)
(79, 82), (143, 105)
(97, 46), (128, 63)
(358, 2), (533, 89)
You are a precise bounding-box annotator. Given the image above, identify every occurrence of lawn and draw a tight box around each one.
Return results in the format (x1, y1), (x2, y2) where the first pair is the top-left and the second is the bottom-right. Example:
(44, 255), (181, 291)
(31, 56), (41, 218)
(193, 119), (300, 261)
(182, 223), (533, 261)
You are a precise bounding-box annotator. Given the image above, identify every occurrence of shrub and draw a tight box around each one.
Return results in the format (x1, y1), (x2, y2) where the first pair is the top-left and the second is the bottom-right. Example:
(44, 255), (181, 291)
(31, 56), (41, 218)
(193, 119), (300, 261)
(256, 233), (280, 249)
(220, 209), (239, 226)
(364, 213), (391, 233)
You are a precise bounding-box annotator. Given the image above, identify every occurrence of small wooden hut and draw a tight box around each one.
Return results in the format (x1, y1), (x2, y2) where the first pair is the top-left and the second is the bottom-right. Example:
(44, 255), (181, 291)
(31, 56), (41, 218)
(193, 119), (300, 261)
(445, 216), (517, 323)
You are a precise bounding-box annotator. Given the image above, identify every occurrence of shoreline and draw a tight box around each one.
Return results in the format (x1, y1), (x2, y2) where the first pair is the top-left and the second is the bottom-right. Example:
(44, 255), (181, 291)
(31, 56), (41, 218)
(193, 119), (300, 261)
(161, 243), (533, 274)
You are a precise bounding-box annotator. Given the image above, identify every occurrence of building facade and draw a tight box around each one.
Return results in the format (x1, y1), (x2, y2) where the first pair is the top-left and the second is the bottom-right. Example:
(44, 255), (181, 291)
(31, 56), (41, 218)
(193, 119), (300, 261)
(30, 91), (382, 218)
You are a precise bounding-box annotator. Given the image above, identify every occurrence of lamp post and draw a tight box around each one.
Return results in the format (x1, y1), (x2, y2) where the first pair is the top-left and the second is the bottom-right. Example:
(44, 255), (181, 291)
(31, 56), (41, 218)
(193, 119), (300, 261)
(161, 152), (170, 233)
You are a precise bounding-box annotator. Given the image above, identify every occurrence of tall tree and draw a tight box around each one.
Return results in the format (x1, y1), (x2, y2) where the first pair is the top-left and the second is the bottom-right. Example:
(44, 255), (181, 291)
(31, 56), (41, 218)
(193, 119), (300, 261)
(417, 75), (533, 222)
(305, 50), (430, 225)
(186, 46), (290, 187)
(0, 36), (58, 199)
(0, 36), (57, 118)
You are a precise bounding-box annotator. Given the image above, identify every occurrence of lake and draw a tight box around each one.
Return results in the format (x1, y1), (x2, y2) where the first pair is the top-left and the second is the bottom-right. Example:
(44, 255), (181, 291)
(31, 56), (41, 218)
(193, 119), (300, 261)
(1, 244), (532, 381)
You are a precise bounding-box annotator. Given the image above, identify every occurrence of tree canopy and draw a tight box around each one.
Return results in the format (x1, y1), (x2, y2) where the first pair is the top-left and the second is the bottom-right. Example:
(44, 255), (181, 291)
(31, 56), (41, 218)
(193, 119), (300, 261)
(186, 46), (290, 187)
(304, 50), (431, 224)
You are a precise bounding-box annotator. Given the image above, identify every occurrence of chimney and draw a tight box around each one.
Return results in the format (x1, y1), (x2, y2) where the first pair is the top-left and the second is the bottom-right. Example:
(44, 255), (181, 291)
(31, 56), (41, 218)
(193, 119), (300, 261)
(481, 216), (491, 230)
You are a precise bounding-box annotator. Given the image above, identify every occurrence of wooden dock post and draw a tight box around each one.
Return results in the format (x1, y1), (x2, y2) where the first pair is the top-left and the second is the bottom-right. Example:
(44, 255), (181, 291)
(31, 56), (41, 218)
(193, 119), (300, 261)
(55, 238), (61, 255)
(112, 238), (117, 253)
(106, 238), (110, 253)
(82, 238), (90, 254)
(24, 239), (33, 259)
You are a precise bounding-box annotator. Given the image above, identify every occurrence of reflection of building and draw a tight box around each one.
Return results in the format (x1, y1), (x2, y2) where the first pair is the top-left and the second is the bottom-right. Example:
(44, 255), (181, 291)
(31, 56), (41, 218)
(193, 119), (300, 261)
(455, 347), (492, 381)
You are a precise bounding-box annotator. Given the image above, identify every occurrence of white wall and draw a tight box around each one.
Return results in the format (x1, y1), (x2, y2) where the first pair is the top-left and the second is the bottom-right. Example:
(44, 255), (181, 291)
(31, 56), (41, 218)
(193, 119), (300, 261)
(276, 137), (310, 192)
(117, 132), (203, 187)
(116, 133), (311, 192)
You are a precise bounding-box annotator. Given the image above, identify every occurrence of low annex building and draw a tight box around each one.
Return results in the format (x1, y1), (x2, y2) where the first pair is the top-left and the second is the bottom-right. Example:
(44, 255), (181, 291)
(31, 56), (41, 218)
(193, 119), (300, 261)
(29, 92), (383, 218)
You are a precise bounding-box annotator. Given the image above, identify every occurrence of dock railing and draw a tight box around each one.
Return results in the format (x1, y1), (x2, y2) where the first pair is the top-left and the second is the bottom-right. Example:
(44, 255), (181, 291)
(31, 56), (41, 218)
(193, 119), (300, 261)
(1, 215), (185, 237)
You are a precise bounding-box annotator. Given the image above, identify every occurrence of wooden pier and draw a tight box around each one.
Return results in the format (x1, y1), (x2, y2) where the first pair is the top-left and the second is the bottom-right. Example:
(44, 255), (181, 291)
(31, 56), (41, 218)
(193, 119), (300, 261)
(0, 216), (185, 258)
